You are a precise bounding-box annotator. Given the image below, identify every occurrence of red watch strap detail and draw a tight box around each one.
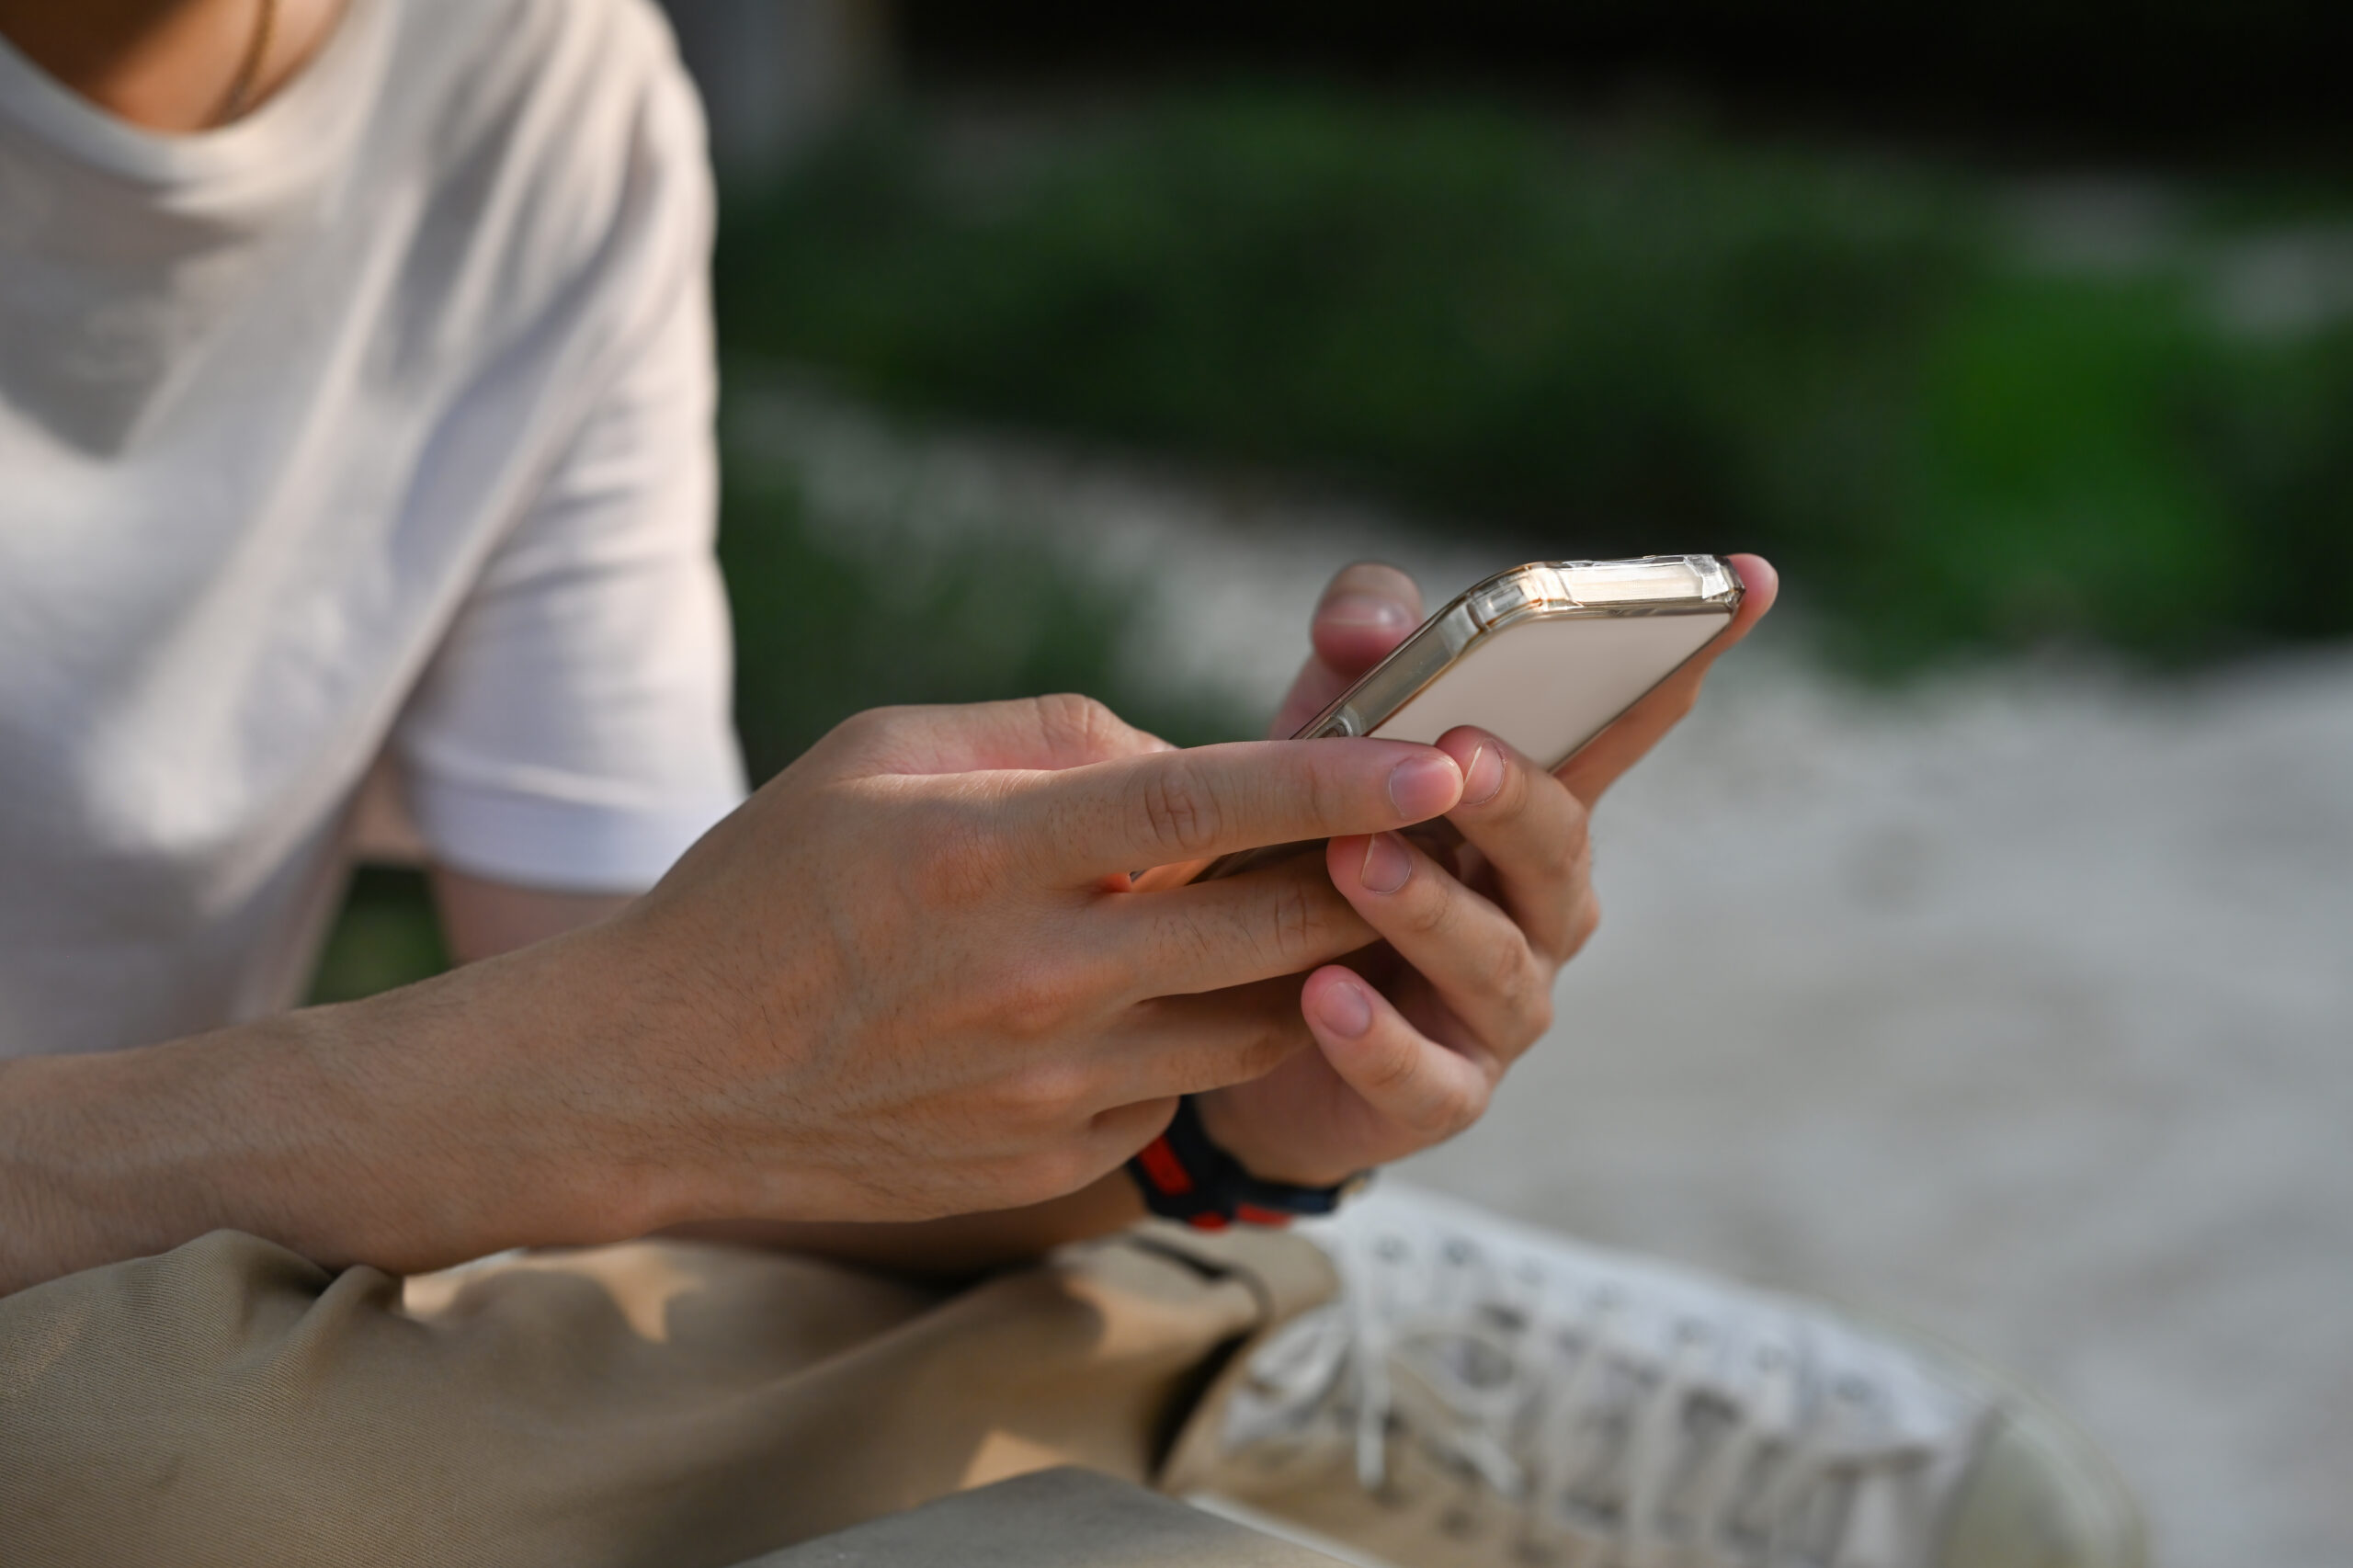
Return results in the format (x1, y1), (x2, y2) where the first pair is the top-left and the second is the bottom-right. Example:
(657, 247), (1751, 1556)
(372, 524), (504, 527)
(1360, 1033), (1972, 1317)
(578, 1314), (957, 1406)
(1136, 1136), (1193, 1196)
(1125, 1097), (1359, 1228)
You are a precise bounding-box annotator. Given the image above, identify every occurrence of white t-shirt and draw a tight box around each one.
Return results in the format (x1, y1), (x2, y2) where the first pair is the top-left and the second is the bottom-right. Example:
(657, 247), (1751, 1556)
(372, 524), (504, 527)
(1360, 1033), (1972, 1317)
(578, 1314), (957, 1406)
(0, 0), (747, 1057)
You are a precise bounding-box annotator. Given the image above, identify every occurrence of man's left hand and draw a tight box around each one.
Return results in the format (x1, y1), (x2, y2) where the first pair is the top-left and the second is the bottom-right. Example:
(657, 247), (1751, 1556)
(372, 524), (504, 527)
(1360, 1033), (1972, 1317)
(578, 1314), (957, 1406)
(1190, 554), (1778, 1187)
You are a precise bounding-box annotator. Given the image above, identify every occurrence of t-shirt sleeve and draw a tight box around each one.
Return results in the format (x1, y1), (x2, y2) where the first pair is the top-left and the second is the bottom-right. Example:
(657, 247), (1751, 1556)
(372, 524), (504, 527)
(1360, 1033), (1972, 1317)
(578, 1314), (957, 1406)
(391, 44), (746, 893)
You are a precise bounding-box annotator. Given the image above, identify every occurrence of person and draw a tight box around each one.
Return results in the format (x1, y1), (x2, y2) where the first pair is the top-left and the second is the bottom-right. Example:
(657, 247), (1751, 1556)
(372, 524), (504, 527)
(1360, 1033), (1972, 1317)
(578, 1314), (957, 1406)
(0, 2), (2143, 1564)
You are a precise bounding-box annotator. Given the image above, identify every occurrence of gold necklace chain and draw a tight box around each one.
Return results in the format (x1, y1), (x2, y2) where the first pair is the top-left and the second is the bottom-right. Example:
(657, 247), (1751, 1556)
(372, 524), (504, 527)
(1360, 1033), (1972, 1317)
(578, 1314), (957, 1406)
(216, 0), (280, 125)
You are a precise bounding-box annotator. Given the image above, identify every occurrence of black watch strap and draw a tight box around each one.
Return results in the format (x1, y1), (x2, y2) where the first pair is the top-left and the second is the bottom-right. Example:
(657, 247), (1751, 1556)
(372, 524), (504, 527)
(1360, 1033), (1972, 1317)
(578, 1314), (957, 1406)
(1125, 1096), (1369, 1229)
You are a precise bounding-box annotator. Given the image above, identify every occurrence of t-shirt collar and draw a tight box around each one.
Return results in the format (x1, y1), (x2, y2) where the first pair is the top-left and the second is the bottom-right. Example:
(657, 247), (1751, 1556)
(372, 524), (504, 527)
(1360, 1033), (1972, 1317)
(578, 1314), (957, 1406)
(0, 0), (387, 195)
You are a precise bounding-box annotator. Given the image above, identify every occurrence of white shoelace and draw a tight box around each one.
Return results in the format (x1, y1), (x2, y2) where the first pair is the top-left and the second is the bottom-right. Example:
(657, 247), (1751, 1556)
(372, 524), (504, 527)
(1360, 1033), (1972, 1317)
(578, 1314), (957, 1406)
(1220, 1192), (1981, 1568)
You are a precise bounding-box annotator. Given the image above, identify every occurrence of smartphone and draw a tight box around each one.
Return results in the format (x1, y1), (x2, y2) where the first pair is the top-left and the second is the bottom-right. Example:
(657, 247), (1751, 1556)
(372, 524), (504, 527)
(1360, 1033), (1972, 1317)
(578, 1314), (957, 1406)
(1133, 554), (1742, 889)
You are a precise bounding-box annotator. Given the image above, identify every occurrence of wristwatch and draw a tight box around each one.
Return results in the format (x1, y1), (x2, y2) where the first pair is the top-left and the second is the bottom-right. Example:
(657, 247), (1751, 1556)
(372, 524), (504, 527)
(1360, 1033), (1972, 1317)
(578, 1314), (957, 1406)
(1125, 1096), (1371, 1229)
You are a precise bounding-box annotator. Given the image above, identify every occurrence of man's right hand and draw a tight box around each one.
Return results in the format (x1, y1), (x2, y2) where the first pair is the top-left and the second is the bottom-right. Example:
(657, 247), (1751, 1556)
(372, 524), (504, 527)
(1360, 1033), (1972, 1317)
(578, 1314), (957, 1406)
(404, 695), (1473, 1244)
(3, 693), (1464, 1290)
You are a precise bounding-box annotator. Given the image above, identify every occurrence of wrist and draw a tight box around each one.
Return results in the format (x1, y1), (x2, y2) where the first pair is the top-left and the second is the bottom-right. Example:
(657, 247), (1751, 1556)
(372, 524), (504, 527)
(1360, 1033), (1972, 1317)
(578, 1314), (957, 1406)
(1127, 1097), (1365, 1229)
(0, 910), (727, 1296)
(0, 1014), (402, 1291)
(1190, 1093), (1364, 1190)
(359, 923), (684, 1251)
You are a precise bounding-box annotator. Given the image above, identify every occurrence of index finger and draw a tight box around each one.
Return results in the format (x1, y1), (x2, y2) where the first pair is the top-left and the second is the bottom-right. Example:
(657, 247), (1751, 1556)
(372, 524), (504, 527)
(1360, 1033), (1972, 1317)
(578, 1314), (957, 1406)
(1555, 553), (1778, 806)
(1011, 737), (1465, 884)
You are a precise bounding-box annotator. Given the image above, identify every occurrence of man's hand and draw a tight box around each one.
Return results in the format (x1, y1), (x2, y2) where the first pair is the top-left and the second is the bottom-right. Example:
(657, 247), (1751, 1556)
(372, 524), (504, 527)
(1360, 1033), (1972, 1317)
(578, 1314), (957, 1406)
(1192, 555), (1778, 1186)
(576, 693), (1467, 1225)
(0, 695), (1473, 1290)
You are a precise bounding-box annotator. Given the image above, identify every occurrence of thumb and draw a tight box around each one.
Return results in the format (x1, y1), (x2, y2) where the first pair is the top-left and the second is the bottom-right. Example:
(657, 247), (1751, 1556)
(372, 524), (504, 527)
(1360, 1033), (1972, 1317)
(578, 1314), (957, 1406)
(1268, 562), (1426, 739)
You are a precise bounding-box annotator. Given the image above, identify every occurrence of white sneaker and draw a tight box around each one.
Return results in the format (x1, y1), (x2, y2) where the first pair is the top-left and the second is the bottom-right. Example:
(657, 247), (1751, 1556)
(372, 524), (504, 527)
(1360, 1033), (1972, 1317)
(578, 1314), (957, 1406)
(1164, 1183), (2143, 1568)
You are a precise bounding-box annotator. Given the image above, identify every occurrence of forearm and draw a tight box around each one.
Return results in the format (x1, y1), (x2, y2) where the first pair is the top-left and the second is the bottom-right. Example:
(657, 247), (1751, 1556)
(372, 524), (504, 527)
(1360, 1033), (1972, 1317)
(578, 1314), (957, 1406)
(0, 936), (650, 1297)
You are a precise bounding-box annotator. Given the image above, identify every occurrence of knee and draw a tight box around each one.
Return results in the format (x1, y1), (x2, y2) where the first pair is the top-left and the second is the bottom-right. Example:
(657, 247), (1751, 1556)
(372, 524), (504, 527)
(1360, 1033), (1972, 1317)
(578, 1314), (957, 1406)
(0, 1231), (398, 1565)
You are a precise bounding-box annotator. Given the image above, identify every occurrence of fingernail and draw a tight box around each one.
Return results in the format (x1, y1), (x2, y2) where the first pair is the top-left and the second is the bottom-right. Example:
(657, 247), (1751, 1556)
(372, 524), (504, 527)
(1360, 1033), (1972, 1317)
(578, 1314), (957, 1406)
(1322, 594), (1413, 631)
(1359, 832), (1412, 894)
(1463, 743), (1505, 805)
(1388, 754), (1461, 819)
(1316, 977), (1374, 1038)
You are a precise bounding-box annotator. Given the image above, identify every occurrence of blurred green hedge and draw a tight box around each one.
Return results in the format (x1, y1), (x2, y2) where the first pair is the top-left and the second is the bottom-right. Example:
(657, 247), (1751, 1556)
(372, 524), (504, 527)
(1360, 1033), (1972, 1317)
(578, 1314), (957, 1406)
(717, 89), (2353, 668)
(720, 465), (1236, 782)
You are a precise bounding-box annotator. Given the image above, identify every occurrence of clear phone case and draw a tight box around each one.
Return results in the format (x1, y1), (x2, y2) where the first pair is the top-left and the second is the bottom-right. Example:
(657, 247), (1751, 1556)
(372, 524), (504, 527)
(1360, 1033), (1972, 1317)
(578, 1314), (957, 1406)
(1295, 554), (1740, 750)
(1145, 555), (1741, 889)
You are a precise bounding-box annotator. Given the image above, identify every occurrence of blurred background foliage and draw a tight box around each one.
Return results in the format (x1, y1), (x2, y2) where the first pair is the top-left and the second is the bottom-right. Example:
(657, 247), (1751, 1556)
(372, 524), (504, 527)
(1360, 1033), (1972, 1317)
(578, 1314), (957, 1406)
(719, 463), (1235, 780)
(310, 868), (449, 1006)
(318, 4), (2353, 1001)
(716, 88), (2353, 670)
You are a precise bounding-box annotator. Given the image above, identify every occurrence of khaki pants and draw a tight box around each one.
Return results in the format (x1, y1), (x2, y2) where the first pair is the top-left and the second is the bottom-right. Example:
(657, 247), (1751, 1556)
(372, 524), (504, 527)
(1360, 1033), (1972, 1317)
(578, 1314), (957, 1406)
(0, 1226), (1339, 1567)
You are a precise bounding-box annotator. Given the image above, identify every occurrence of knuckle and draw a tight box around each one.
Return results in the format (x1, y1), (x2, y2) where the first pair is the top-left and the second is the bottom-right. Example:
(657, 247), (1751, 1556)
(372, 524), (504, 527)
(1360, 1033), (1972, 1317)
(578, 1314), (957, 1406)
(1569, 892), (1602, 952)
(1438, 1077), (1493, 1138)
(1482, 939), (1536, 1012)
(1518, 983), (1555, 1045)
(1306, 754), (1351, 830)
(1266, 880), (1330, 969)
(991, 957), (1084, 1042)
(1230, 1013), (1306, 1082)
(1404, 1085), (1465, 1139)
(995, 1059), (1097, 1130)
(914, 796), (1009, 909)
(1134, 760), (1224, 858)
(1033, 692), (1123, 756)
(823, 705), (897, 756)
(1560, 797), (1594, 863)
(1155, 909), (1222, 978)
(1359, 1033), (1423, 1101)
(1552, 814), (1596, 898)
(1401, 882), (1454, 939)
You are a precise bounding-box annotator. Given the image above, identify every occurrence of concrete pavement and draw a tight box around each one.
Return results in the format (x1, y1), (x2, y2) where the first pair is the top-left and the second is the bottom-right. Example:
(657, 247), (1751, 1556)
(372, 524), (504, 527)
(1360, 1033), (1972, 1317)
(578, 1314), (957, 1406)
(735, 379), (2353, 1567)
